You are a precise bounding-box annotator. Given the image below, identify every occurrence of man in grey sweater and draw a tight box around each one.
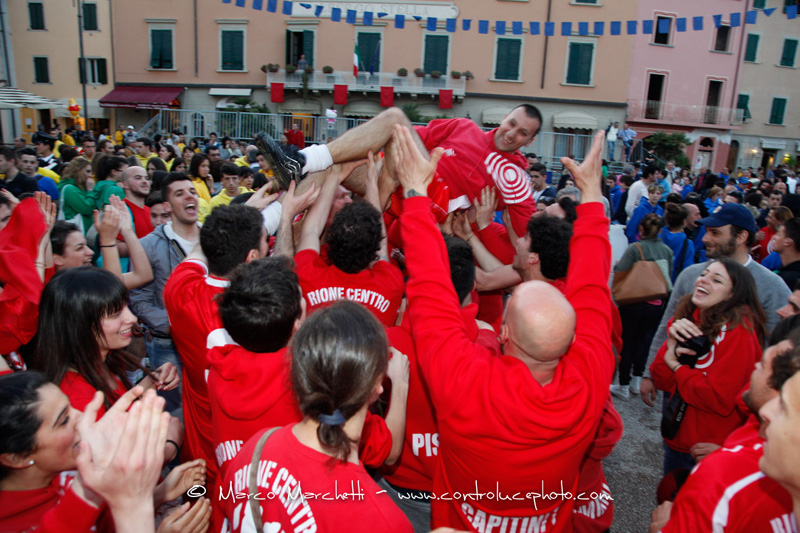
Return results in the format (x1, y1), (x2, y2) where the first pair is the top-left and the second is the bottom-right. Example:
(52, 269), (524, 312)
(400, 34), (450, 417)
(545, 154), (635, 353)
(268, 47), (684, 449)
(639, 203), (790, 406)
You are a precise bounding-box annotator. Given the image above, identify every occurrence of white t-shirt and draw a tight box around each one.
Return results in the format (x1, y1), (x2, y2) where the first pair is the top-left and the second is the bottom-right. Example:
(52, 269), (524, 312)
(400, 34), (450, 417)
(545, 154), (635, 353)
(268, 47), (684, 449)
(607, 127), (619, 141)
(163, 221), (199, 256)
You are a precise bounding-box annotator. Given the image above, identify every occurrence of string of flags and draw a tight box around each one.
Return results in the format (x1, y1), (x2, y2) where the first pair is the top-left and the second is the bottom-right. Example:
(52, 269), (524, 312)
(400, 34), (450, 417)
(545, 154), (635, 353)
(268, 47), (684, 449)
(222, 0), (798, 36)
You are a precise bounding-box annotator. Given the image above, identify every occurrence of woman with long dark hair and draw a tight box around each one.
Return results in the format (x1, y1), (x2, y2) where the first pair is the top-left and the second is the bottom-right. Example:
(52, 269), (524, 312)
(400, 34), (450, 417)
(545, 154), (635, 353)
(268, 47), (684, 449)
(651, 257), (765, 474)
(220, 301), (412, 533)
(188, 154), (212, 202)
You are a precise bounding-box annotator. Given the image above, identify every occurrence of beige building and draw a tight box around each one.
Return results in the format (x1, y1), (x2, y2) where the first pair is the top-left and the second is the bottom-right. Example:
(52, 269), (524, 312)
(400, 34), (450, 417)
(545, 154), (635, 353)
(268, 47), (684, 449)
(1, 0), (114, 141)
(109, 0), (635, 163)
(732, 0), (800, 171)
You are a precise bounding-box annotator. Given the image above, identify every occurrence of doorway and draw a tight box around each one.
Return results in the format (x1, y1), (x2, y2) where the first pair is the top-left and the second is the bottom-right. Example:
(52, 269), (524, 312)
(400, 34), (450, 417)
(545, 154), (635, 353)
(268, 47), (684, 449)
(646, 73), (665, 119)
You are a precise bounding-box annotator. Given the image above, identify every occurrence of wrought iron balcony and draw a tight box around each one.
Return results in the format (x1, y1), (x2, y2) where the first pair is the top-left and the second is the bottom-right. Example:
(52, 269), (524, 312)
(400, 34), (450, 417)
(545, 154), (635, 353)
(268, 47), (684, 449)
(627, 99), (745, 127)
(266, 70), (467, 97)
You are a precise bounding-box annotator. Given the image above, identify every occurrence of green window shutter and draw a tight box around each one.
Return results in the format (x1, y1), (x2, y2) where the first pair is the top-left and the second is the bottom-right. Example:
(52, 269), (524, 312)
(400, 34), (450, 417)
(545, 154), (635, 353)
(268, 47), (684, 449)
(302, 30), (314, 67)
(221, 30), (244, 71)
(98, 58), (107, 84)
(745, 34), (759, 62)
(566, 42), (594, 85)
(28, 3), (44, 30)
(737, 94), (751, 120)
(285, 30), (292, 66)
(34, 57), (49, 83)
(753, 0), (766, 8)
(494, 38), (521, 80)
(150, 29), (172, 69)
(82, 3), (98, 31)
(357, 33), (380, 73)
(424, 35), (448, 74)
(78, 58), (85, 84)
(770, 98), (787, 124)
(780, 39), (798, 67)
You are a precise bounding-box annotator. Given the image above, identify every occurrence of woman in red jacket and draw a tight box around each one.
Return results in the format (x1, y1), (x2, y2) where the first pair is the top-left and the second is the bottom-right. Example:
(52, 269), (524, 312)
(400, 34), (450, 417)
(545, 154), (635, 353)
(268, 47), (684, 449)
(221, 301), (412, 533)
(651, 257), (766, 475)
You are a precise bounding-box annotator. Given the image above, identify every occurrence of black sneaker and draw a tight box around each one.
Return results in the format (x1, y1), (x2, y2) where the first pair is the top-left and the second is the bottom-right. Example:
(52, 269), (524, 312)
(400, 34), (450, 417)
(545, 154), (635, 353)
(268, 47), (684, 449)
(254, 132), (306, 190)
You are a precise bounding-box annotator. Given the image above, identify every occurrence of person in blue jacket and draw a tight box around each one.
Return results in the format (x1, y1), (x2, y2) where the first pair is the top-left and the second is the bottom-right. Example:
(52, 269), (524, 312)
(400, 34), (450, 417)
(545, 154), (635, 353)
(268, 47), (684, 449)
(626, 183), (664, 243)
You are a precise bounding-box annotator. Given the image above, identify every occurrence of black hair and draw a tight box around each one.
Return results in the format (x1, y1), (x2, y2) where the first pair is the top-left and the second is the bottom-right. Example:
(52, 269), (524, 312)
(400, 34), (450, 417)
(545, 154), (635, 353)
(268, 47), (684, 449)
(0, 146), (17, 163)
(326, 202), (382, 274)
(218, 257), (302, 353)
(161, 144), (177, 162)
(95, 155), (128, 181)
(161, 172), (193, 200)
(665, 193), (684, 205)
(527, 215), (572, 280)
(0, 371), (49, 481)
(50, 221), (81, 255)
(291, 301), (388, 465)
(189, 153), (209, 179)
(147, 157), (167, 173)
(643, 165), (659, 179)
(443, 235), (475, 305)
(558, 196), (578, 224)
(768, 318), (800, 391)
(16, 147), (37, 160)
(782, 218), (800, 250)
(151, 170), (169, 192)
(511, 104), (543, 136)
(727, 191), (743, 203)
(136, 136), (153, 149)
(530, 163), (547, 175)
(29, 267), (147, 408)
(200, 205), (264, 276)
(238, 165), (255, 179)
(145, 190), (164, 207)
(745, 191), (763, 209)
(664, 203), (689, 231)
(731, 224), (757, 248)
(252, 172), (269, 190)
(230, 192), (254, 205)
(640, 213), (666, 240)
(220, 163), (239, 177)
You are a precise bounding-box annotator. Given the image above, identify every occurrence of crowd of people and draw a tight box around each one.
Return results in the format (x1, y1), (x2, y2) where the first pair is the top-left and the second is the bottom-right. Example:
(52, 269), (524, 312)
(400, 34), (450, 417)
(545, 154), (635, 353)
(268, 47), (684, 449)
(1, 106), (800, 533)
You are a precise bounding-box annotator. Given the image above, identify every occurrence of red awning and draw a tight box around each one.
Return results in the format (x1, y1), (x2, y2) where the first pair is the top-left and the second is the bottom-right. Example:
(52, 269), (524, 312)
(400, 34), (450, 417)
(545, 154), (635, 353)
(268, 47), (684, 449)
(99, 85), (184, 109)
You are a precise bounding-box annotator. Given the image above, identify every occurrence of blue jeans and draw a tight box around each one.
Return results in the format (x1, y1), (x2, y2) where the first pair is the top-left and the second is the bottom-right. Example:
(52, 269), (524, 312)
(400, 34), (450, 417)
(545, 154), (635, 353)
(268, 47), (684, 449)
(607, 140), (616, 160)
(663, 441), (695, 476)
(623, 140), (633, 161)
(145, 335), (183, 418)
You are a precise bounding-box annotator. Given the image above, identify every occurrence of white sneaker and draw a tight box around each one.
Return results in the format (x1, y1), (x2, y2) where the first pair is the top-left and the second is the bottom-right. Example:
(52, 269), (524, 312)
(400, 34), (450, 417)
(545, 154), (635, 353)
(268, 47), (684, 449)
(610, 384), (630, 401)
(629, 376), (642, 395)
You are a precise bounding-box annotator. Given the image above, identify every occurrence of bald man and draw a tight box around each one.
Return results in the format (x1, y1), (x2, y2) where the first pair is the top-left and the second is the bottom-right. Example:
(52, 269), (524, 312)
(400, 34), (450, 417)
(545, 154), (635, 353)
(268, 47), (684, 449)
(121, 166), (154, 238)
(397, 126), (614, 532)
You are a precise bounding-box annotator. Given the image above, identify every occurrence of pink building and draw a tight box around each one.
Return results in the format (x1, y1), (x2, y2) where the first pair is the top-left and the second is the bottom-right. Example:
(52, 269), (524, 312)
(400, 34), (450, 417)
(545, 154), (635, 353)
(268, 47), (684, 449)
(625, 0), (748, 172)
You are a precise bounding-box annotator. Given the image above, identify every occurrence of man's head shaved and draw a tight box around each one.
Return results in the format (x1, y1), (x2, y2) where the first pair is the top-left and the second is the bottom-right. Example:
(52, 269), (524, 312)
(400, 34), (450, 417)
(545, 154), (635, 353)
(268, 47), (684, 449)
(122, 165), (146, 182)
(504, 281), (576, 363)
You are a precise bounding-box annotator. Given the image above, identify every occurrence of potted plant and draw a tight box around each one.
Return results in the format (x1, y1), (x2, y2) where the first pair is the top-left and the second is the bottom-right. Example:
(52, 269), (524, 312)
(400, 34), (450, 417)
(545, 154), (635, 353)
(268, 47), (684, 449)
(260, 64), (268, 73)
(305, 66), (314, 74)
(322, 65), (334, 74)
(397, 67), (408, 77)
(285, 64), (297, 74)
(463, 70), (474, 80)
(414, 67), (425, 78)
(430, 71), (442, 79)
(268, 63), (280, 72)
(450, 70), (462, 79)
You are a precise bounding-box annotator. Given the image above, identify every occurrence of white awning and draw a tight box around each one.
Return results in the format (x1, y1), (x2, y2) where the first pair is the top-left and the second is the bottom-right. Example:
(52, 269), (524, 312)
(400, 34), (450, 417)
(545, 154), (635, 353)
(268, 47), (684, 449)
(208, 88), (252, 97)
(761, 138), (787, 150)
(342, 100), (382, 118)
(0, 87), (64, 110)
(481, 106), (513, 126)
(278, 99), (322, 115)
(553, 110), (598, 130)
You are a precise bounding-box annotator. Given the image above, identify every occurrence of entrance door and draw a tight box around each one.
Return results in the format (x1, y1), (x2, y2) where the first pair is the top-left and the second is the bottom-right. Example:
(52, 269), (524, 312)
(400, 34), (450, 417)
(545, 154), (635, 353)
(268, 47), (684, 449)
(705, 80), (723, 124)
(646, 73), (665, 119)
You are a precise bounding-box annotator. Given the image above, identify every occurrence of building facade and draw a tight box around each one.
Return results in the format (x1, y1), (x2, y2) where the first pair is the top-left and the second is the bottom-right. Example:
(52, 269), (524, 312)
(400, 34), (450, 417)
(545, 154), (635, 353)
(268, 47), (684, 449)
(732, 0), (800, 172)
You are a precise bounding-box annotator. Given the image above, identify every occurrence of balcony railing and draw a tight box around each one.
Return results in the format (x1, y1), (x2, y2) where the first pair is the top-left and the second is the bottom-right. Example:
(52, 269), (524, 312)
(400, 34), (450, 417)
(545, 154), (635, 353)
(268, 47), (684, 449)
(628, 99), (745, 127)
(266, 70), (467, 97)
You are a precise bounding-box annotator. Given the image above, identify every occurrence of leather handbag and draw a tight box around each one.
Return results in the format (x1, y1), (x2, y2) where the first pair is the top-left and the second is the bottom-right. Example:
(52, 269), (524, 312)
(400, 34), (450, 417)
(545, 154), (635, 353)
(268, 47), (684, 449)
(248, 427), (281, 531)
(612, 243), (669, 306)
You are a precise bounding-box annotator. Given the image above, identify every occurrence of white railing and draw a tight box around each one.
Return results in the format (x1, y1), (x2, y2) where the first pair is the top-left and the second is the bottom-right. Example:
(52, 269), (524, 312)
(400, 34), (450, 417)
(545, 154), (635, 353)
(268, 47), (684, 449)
(628, 99), (745, 126)
(266, 69), (467, 96)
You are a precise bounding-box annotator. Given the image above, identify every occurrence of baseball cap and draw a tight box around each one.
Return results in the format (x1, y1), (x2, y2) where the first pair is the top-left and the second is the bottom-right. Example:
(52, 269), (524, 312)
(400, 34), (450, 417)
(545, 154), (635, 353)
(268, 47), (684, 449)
(698, 203), (758, 234)
(127, 125), (134, 129)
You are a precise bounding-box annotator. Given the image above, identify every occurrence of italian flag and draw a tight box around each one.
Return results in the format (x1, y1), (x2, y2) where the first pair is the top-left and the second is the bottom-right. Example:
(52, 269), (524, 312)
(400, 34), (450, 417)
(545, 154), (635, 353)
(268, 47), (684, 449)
(353, 43), (360, 77)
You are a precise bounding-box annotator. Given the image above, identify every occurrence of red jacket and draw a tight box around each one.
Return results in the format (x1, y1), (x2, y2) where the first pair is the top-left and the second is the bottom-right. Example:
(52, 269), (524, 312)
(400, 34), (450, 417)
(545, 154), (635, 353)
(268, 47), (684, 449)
(415, 119), (535, 238)
(402, 198), (614, 532)
(651, 316), (760, 453)
(662, 415), (793, 532)
(163, 259), (228, 489)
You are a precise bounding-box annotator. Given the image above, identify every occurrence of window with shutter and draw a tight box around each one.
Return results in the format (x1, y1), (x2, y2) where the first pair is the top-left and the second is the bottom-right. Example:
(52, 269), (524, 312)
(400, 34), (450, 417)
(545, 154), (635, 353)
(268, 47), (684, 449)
(780, 39), (798, 67)
(566, 42), (594, 85)
(150, 29), (173, 69)
(357, 33), (381, 74)
(28, 2), (45, 30)
(753, 0), (766, 8)
(78, 58), (85, 84)
(714, 26), (731, 52)
(302, 30), (314, 67)
(33, 57), (49, 83)
(769, 98), (787, 124)
(737, 94), (751, 120)
(745, 34), (760, 62)
(221, 30), (244, 71)
(653, 17), (671, 45)
(494, 38), (521, 80)
(97, 58), (107, 84)
(423, 35), (448, 74)
(82, 3), (98, 31)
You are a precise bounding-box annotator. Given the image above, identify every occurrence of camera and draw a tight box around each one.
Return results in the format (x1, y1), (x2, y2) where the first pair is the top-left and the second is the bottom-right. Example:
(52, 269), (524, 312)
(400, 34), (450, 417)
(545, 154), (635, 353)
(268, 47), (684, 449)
(676, 335), (711, 368)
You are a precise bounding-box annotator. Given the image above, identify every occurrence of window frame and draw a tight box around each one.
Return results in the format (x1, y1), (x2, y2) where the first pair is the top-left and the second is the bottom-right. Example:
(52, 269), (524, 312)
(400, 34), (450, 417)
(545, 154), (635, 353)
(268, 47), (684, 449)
(80, 57), (108, 85)
(768, 96), (788, 125)
(28, 2), (45, 30)
(744, 33), (761, 63)
(491, 35), (524, 82)
(753, 0), (767, 9)
(355, 29), (384, 76)
(420, 32), (451, 76)
(736, 93), (752, 121)
(82, 2), (98, 32)
(651, 14), (675, 46)
(147, 21), (176, 71)
(33, 56), (50, 84)
(779, 37), (798, 68)
(562, 37), (597, 87)
(712, 24), (732, 53)
(218, 20), (248, 73)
